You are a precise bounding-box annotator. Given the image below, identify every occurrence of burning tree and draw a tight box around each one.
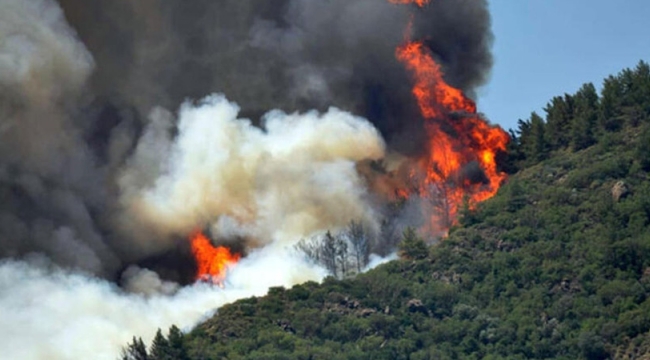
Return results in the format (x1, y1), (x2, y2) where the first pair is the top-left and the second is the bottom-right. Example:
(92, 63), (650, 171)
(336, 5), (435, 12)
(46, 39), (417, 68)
(392, 2), (510, 233)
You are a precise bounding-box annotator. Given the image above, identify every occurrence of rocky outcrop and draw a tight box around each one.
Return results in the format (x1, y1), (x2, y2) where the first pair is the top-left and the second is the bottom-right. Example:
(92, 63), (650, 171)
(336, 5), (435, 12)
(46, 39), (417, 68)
(612, 181), (630, 202)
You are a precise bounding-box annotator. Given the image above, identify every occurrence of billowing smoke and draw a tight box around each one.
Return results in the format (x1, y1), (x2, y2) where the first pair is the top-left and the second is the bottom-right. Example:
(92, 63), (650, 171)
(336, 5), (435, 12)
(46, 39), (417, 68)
(0, 253), (324, 360)
(56, 0), (492, 149)
(0, 0), (493, 358)
(0, 0), (120, 276)
(118, 95), (384, 256)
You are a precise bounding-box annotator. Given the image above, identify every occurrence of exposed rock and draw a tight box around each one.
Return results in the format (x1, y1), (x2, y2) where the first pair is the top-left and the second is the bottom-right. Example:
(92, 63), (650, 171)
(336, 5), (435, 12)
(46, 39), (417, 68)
(612, 181), (630, 202)
(407, 298), (426, 313)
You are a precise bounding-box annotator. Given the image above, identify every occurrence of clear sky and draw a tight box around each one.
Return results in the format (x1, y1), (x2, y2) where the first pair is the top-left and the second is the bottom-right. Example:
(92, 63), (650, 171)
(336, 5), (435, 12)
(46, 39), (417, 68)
(478, 0), (650, 131)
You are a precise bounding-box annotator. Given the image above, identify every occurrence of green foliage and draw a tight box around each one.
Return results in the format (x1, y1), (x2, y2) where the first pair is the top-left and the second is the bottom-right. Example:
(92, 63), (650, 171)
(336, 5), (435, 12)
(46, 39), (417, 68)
(636, 125), (650, 171)
(571, 83), (598, 150)
(121, 337), (149, 360)
(544, 94), (573, 148)
(397, 227), (428, 260)
(150, 329), (170, 360)
(128, 61), (650, 360)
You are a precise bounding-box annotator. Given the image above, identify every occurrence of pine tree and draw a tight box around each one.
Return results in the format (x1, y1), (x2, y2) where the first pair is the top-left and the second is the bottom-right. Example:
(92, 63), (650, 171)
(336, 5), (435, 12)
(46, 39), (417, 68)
(398, 227), (428, 260)
(544, 94), (574, 149)
(120, 337), (148, 360)
(636, 125), (650, 171)
(571, 83), (598, 150)
(600, 74), (624, 131)
(520, 112), (548, 164)
(149, 329), (171, 360)
(166, 325), (189, 360)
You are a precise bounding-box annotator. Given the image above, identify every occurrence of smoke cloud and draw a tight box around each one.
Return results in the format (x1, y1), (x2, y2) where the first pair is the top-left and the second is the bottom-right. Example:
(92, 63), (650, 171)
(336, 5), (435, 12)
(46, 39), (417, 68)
(0, 0), (121, 276)
(0, 251), (325, 360)
(118, 94), (385, 255)
(0, 0), (493, 358)
(0, 0), (493, 276)
(55, 0), (492, 146)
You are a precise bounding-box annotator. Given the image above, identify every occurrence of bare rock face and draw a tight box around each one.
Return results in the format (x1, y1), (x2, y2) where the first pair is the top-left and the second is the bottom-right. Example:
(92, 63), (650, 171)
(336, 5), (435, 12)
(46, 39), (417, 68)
(612, 181), (630, 202)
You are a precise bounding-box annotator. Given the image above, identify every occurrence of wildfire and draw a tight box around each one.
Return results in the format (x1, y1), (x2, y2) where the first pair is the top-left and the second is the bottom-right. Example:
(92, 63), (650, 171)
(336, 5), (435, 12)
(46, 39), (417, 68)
(190, 231), (240, 286)
(391, 4), (509, 234)
(388, 0), (431, 7)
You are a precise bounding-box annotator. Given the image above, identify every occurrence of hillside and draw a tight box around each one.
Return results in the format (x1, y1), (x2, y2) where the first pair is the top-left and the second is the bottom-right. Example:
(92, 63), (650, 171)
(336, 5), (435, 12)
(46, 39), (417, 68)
(123, 62), (650, 359)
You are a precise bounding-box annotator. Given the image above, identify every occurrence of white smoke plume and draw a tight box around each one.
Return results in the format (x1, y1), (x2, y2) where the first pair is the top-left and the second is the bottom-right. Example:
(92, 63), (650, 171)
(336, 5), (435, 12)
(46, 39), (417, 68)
(118, 95), (385, 251)
(0, 250), (327, 360)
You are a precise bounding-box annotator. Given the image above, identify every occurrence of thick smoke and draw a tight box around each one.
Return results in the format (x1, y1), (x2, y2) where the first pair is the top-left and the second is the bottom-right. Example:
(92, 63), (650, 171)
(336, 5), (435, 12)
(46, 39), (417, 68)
(0, 0), (493, 358)
(118, 95), (385, 255)
(0, 252), (325, 360)
(0, 0), (493, 276)
(0, 0), (121, 276)
(56, 0), (492, 145)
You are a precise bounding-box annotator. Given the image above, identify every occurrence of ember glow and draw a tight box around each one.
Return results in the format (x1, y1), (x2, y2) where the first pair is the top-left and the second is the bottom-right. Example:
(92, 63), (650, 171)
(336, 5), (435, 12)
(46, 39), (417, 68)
(393, 10), (509, 233)
(190, 232), (240, 285)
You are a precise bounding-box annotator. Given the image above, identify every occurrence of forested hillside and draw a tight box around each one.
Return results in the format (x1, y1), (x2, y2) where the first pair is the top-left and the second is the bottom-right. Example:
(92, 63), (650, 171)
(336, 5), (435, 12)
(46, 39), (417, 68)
(123, 61), (650, 359)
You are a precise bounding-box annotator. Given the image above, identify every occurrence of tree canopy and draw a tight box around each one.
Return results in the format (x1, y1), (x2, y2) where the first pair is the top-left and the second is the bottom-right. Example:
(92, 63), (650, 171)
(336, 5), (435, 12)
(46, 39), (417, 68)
(124, 60), (650, 360)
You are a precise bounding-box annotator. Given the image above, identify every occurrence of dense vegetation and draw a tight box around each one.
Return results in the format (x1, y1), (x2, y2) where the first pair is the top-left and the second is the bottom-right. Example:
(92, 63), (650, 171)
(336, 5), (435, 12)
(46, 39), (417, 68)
(122, 61), (650, 359)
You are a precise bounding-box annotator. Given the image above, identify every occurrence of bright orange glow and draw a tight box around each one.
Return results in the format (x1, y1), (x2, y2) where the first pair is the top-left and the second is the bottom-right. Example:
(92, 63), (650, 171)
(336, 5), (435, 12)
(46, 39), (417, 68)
(396, 40), (509, 233)
(389, 0), (431, 7)
(396, 42), (477, 118)
(190, 231), (240, 285)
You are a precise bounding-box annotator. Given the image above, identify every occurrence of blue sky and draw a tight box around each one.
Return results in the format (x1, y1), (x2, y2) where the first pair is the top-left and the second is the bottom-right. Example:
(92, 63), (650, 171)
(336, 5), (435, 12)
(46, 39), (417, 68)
(478, 0), (650, 131)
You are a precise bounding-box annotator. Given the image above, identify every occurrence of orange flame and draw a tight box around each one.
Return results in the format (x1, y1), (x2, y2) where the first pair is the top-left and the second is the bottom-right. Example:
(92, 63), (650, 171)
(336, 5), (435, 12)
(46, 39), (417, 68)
(388, 0), (431, 6)
(190, 231), (240, 285)
(395, 39), (509, 233)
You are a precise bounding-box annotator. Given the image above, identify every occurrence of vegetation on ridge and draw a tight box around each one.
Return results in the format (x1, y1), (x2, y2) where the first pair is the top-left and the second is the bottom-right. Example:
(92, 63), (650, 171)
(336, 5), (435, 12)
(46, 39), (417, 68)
(122, 61), (650, 359)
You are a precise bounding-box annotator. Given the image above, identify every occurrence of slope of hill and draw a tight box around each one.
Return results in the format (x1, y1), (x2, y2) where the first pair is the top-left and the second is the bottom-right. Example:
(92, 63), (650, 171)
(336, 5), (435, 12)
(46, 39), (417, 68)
(123, 62), (650, 360)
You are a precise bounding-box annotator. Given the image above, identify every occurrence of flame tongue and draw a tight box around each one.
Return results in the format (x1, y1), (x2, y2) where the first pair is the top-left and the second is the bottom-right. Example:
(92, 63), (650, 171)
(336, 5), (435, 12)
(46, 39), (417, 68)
(396, 42), (477, 117)
(394, 37), (509, 231)
(190, 231), (240, 285)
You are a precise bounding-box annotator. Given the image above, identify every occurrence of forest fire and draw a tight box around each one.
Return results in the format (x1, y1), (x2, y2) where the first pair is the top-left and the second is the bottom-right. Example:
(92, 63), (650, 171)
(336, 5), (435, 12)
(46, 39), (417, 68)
(393, 8), (509, 233)
(189, 232), (241, 286)
(388, 0), (431, 6)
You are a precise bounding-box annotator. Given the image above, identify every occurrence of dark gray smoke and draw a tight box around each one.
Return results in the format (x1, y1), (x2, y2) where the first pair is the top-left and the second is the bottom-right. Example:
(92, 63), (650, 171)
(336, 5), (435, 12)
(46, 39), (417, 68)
(0, 0), (492, 277)
(57, 0), (492, 144)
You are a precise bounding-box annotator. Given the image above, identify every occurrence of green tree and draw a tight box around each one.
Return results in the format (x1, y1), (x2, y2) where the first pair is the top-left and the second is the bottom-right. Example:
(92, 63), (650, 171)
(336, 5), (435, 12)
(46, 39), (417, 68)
(571, 83), (599, 150)
(149, 329), (171, 360)
(520, 112), (548, 164)
(544, 94), (574, 149)
(398, 227), (428, 260)
(599, 75), (624, 131)
(121, 337), (149, 360)
(632, 61), (650, 116)
(636, 125), (650, 171)
(458, 195), (479, 226)
(166, 325), (189, 360)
